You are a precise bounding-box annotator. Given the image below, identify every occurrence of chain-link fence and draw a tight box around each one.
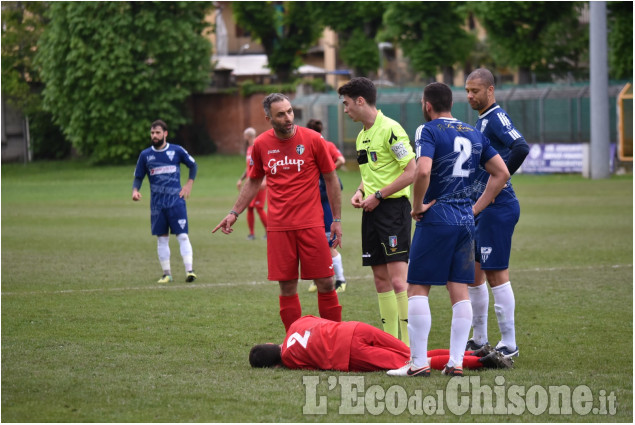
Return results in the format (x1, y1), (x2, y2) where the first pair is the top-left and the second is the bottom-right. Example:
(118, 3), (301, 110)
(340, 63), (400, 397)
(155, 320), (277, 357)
(292, 83), (629, 157)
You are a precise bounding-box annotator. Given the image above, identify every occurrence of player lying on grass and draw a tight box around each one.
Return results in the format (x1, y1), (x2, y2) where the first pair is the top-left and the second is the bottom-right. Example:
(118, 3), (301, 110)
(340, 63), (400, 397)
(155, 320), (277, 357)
(249, 316), (512, 374)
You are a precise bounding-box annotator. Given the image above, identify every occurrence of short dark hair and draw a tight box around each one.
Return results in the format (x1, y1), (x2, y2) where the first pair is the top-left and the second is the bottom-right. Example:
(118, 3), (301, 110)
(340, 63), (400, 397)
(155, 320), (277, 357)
(423, 82), (453, 114)
(466, 68), (496, 88)
(151, 119), (167, 131)
(263, 93), (290, 118)
(249, 344), (283, 368)
(306, 119), (323, 133)
(337, 77), (377, 106)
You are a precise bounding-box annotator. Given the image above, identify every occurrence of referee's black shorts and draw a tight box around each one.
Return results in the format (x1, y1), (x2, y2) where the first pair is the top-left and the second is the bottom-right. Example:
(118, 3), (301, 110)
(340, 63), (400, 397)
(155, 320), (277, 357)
(361, 197), (411, 266)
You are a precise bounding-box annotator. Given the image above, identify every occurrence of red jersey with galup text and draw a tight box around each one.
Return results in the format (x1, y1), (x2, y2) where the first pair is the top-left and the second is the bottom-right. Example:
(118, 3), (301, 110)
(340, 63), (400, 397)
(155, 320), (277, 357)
(281, 315), (358, 371)
(248, 126), (335, 231)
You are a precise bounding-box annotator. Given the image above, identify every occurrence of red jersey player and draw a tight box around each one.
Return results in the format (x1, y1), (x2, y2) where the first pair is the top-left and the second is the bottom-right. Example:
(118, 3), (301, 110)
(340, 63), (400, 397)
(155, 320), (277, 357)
(249, 316), (513, 373)
(213, 94), (343, 332)
(236, 127), (267, 240)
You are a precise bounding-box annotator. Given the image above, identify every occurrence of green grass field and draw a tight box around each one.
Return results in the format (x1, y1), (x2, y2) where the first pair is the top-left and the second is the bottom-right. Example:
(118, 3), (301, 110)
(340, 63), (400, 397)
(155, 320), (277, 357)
(1, 156), (632, 422)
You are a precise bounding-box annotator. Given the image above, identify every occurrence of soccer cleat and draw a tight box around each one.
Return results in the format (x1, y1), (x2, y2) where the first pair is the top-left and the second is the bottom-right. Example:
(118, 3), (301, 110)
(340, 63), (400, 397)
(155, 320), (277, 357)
(157, 274), (173, 284)
(478, 351), (514, 369)
(185, 271), (197, 283)
(495, 341), (519, 359)
(442, 365), (463, 376)
(387, 361), (430, 377)
(335, 280), (347, 293)
(247, 234), (256, 240)
(470, 342), (495, 358)
(308, 282), (317, 293)
(466, 338), (489, 351)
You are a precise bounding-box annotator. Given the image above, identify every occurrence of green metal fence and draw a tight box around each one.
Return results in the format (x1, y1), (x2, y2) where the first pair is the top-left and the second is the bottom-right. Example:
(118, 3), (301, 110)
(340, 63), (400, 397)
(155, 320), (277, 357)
(293, 83), (628, 157)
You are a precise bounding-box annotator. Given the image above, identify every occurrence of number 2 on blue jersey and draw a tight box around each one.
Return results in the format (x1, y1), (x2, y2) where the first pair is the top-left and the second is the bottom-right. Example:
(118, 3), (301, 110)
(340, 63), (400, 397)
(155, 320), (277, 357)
(452, 136), (472, 178)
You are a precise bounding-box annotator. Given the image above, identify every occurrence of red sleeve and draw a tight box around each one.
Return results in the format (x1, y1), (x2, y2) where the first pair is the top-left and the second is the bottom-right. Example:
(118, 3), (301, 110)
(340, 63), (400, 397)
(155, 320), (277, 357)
(326, 141), (342, 162)
(248, 137), (265, 179)
(314, 135), (336, 175)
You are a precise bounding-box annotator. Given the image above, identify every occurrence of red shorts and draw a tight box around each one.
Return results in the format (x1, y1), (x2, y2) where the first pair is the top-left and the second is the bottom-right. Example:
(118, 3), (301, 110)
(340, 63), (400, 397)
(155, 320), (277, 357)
(267, 226), (334, 281)
(249, 188), (266, 209)
(348, 323), (410, 372)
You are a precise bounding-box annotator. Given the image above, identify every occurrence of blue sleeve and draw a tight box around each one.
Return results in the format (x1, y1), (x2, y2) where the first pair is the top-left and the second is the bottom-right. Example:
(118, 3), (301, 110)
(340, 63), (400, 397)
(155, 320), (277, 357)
(179, 146), (198, 180)
(133, 177), (143, 190)
(133, 153), (146, 189)
(188, 161), (198, 180)
(506, 138), (529, 175)
(415, 125), (435, 159)
(479, 135), (499, 168)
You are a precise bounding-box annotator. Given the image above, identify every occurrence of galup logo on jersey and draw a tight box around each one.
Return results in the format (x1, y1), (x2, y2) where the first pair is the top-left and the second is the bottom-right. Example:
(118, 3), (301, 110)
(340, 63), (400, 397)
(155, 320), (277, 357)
(268, 156), (305, 174)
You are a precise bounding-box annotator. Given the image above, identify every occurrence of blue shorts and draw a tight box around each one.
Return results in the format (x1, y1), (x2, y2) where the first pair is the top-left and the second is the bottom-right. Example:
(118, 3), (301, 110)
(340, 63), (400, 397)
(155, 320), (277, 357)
(408, 223), (475, 285)
(150, 198), (189, 236)
(322, 200), (335, 247)
(474, 200), (520, 270)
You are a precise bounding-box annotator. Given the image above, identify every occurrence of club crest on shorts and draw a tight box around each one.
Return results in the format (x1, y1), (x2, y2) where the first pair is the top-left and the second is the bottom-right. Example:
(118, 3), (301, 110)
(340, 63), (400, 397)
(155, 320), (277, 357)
(389, 235), (398, 252)
(178, 219), (187, 229)
(296, 145), (305, 155)
(481, 246), (492, 263)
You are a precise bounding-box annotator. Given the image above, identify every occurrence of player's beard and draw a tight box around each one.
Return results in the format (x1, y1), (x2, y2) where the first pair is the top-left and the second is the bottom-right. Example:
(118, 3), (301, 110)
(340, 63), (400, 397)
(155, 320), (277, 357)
(273, 121), (294, 138)
(151, 138), (163, 149)
(423, 108), (432, 122)
(468, 98), (487, 113)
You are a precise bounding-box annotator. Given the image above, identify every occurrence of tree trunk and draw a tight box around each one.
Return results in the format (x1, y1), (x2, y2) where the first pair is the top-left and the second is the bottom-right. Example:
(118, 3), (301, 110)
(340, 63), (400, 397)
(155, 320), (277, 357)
(442, 66), (455, 86)
(518, 67), (533, 85)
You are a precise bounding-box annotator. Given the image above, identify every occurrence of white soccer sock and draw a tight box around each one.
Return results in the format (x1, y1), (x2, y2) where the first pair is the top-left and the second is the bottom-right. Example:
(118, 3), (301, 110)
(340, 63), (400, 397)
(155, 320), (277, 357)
(407, 296), (431, 368)
(177, 233), (193, 272)
(468, 284), (490, 344)
(157, 236), (171, 274)
(332, 253), (345, 281)
(449, 300), (473, 368)
(492, 282), (516, 349)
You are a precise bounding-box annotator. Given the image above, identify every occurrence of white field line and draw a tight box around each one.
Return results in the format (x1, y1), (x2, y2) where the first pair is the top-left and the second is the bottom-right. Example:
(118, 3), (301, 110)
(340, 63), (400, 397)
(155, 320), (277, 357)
(1, 263), (631, 297)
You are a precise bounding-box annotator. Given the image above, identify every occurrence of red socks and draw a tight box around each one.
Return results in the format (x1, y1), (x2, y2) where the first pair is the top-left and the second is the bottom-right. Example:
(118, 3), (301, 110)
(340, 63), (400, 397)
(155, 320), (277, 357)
(429, 354), (482, 370)
(279, 294), (302, 332)
(280, 290), (342, 332)
(318, 289), (342, 322)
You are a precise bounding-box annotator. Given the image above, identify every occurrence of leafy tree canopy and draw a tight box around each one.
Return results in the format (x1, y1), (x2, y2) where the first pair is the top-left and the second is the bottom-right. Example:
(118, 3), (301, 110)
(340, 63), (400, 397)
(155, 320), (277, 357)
(232, 1), (324, 83)
(381, 1), (475, 81)
(471, 1), (577, 84)
(315, 2), (387, 77)
(36, 1), (212, 164)
(1, 1), (48, 113)
(607, 1), (633, 80)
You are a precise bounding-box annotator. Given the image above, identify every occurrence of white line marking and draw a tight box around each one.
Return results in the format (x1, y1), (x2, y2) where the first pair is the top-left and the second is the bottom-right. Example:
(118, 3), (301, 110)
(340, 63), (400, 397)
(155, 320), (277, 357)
(2, 264), (631, 297)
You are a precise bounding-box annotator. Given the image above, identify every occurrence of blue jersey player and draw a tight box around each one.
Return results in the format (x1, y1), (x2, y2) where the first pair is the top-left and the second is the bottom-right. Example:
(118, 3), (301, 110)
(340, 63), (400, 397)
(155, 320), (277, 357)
(132, 119), (198, 283)
(388, 83), (509, 378)
(465, 68), (530, 359)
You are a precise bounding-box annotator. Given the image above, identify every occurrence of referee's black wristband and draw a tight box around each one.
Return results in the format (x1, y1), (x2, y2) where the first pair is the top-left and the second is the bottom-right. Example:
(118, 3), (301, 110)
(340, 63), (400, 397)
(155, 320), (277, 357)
(356, 188), (365, 197)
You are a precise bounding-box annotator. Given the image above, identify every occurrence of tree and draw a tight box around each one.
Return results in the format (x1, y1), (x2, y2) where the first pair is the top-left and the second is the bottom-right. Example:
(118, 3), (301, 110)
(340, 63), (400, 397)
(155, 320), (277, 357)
(2, 2), (47, 112)
(607, 1), (633, 80)
(232, 2), (324, 83)
(36, 2), (213, 164)
(315, 2), (388, 77)
(471, 2), (578, 84)
(381, 2), (475, 84)
(2, 1), (70, 160)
